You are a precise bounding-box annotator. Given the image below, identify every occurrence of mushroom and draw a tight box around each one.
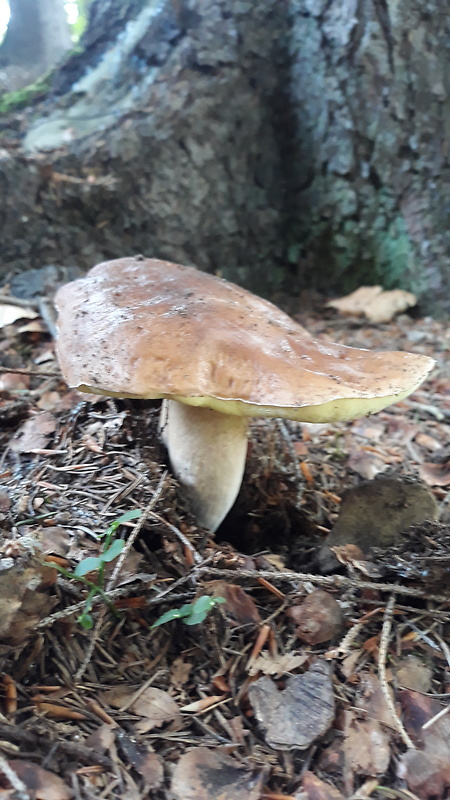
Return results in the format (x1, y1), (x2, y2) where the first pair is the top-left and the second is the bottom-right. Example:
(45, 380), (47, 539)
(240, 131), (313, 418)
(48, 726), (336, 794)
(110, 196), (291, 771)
(54, 256), (435, 532)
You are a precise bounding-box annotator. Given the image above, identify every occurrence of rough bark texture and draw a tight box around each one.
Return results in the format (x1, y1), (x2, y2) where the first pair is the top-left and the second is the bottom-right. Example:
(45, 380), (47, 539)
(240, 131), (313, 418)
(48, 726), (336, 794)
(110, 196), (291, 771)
(0, 0), (449, 311)
(288, 0), (450, 307)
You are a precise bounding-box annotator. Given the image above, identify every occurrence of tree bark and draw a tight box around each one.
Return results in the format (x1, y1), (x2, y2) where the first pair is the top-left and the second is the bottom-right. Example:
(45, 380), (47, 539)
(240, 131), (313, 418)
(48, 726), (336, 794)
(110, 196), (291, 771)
(0, 0), (449, 313)
(287, 0), (450, 310)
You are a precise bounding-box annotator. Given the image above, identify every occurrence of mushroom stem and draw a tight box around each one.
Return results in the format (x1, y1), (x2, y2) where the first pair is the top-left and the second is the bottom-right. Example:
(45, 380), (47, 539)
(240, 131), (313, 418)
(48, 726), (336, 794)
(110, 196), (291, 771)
(160, 400), (249, 532)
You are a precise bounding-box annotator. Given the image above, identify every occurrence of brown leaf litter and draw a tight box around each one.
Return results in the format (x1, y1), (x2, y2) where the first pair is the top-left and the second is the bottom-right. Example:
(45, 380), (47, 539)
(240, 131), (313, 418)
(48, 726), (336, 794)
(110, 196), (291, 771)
(1, 290), (450, 798)
(327, 285), (417, 323)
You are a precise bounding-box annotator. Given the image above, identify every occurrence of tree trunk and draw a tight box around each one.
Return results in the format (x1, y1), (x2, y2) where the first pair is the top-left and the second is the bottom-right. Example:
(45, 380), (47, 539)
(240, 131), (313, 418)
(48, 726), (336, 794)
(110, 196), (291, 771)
(0, 0), (72, 89)
(287, 0), (450, 310)
(0, 0), (449, 313)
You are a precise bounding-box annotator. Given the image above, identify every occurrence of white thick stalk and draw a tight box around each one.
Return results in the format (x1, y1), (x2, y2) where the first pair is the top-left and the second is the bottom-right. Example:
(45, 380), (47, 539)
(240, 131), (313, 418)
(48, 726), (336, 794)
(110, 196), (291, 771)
(160, 400), (249, 532)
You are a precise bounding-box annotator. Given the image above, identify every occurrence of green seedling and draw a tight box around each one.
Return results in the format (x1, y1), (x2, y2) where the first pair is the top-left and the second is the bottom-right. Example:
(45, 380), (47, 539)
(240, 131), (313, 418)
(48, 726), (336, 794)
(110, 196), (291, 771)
(151, 595), (226, 629)
(46, 508), (142, 629)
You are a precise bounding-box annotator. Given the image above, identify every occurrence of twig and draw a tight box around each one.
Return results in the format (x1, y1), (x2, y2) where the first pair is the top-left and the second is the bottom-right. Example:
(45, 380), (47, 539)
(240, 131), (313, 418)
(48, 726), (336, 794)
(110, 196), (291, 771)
(378, 593), (415, 750)
(0, 365), (59, 378)
(0, 724), (113, 769)
(74, 474), (167, 682)
(326, 621), (364, 659)
(148, 510), (203, 564)
(422, 704), (450, 730)
(0, 294), (38, 309)
(36, 584), (149, 629)
(193, 567), (450, 604)
(375, 787), (423, 800)
(37, 585), (192, 630)
(117, 669), (165, 713)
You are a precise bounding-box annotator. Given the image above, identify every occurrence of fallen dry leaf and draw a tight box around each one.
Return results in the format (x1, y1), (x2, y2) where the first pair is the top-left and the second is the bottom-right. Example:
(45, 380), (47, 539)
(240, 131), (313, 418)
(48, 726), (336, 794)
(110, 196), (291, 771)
(287, 590), (343, 645)
(38, 526), (72, 557)
(365, 288), (417, 323)
(17, 319), (48, 334)
(10, 411), (57, 453)
(340, 650), (362, 679)
(399, 753), (450, 800)
(0, 304), (38, 328)
(0, 372), (30, 391)
(180, 695), (226, 713)
(248, 650), (307, 677)
(0, 563), (58, 645)
(327, 286), (382, 316)
(170, 656), (193, 688)
(102, 685), (181, 733)
(399, 689), (448, 749)
(398, 690), (450, 799)
(327, 286), (417, 322)
(415, 432), (443, 452)
(208, 580), (261, 624)
(419, 460), (450, 486)
(302, 770), (345, 800)
(343, 673), (396, 780)
(37, 391), (63, 410)
(355, 672), (398, 727)
(248, 660), (335, 749)
(116, 732), (164, 788)
(350, 418), (385, 441)
(171, 747), (266, 800)
(85, 722), (116, 753)
(347, 448), (388, 480)
(331, 543), (367, 564)
(6, 760), (71, 800)
(0, 490), (11, 512)
(343, 714), (390, 778)
(394, 655), (432, 693)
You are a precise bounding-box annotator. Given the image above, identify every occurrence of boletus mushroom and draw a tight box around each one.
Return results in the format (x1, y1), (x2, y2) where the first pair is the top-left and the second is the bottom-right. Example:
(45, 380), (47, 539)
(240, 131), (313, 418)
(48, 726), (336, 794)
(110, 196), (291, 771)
(55, 256), (435, 532)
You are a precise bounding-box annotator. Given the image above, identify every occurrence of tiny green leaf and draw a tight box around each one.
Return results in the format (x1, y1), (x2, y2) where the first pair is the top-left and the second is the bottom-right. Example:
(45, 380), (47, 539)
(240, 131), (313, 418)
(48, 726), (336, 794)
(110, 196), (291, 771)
(101, 538), (125, 562)
(191, 595), (222, 615)
(151, 607), (189, 628)
(151, 596), (226, 629)
(101, 509), (141, 538)
(74, 556), (102, 577)
(78, 612), (94, 629)
(183, 611), (207, 626)
(184, 596), (226, 625)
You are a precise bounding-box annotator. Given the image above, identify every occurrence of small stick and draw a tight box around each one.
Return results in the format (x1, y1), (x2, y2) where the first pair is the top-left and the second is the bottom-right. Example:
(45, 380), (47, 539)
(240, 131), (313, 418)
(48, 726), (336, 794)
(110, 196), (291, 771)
(247, 624), (271, 669)
(193, 567), (450, 605)
(0, 294), (39, 309)
(378, 593), (415, 750)
(422, 704), (450, 731)
(36, 585), (190, 629)
(148, 510), (203, 564)
(0, 365), (59, 378)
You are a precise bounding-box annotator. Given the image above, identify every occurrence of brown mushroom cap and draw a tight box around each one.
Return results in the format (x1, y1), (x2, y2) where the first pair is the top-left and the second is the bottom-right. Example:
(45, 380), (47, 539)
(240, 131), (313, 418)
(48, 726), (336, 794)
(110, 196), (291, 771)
(55, 256), (434, 422)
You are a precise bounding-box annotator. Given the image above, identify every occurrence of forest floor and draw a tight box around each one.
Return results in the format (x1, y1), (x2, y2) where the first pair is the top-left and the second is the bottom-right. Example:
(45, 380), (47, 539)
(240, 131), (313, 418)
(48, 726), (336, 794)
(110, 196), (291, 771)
(0, 282), (449, 800)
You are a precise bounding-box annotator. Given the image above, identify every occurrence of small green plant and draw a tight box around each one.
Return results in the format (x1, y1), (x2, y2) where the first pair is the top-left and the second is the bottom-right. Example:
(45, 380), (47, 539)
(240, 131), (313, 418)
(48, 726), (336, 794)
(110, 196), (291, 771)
(47, 509), (141, 629)
(151, 596), (226, 628)
(0, 73), (53, 115)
